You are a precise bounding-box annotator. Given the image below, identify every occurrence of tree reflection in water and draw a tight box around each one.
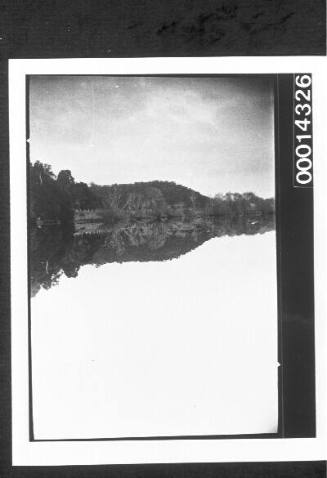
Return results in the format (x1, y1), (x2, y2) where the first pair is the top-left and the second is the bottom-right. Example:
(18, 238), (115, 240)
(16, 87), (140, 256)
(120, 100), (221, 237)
(30, 214), (275, 297)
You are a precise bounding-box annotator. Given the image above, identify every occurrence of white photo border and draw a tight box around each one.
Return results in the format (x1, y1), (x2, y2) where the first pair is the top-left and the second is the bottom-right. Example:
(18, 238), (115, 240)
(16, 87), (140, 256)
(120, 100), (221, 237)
(9, 57), (327, 466)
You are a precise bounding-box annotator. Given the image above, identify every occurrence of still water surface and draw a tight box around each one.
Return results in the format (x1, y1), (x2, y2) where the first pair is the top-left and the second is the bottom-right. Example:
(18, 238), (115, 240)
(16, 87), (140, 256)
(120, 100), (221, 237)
(31, 230), (278, 440)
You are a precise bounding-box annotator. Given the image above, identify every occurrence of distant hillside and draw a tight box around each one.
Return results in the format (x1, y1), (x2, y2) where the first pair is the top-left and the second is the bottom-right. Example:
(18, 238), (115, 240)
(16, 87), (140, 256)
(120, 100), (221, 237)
(29, 161), (276, 297)
(29, 160), (275, 227)
(89, 181), (209, 219)
(88, 181), (274, 221)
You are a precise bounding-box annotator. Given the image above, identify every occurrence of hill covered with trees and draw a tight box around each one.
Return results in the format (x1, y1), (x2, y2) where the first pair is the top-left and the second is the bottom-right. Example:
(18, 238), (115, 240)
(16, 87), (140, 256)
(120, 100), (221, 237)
(29, 161), (275, 227)
(29, 160), (275, 296)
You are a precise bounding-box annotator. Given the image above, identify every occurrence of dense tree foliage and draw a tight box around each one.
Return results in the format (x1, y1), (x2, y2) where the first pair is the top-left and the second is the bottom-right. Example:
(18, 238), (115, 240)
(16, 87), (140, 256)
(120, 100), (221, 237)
(29, 161), (71, 224)
(30, 161), (275, 224)
(29, 161), (100, 225)
(29, 161), (276, 295)
(90, 182), (275, 220)
(208, 192), (275, 216)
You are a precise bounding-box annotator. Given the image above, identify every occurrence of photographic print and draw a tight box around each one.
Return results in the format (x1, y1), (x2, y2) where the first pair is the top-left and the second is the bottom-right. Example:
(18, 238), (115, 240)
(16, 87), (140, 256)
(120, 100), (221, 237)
(28, 74), (277, 441)
(9, 58), (324, 466)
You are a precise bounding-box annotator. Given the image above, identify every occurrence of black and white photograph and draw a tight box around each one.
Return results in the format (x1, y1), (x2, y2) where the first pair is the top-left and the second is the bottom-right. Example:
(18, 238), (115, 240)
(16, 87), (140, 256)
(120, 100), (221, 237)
(8, 58), (325, 466)
(28, 74), (277, 441)
(0, 0), (325, 475)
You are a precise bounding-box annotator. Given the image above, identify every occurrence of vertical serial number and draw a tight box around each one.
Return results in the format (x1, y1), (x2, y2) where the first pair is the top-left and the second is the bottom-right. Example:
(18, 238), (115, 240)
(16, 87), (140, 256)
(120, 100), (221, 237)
(293, 74), (313, 187)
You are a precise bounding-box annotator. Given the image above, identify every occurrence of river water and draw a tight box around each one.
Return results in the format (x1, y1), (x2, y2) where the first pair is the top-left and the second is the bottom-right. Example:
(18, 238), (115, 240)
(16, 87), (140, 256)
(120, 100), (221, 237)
(31, 231), (278, 440)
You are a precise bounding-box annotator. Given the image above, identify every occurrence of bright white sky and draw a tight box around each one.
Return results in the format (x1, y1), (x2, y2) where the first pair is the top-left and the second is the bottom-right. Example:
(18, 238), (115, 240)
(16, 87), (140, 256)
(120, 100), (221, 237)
(29, 75), (275, 198)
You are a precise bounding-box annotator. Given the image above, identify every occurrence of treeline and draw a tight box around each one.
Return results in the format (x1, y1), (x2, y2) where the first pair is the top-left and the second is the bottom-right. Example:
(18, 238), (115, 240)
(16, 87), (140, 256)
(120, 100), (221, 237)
(89, 182), (274, 219)
(90, 181), (208, 210)
(29, 161), (100, 225)
(29, 161), (275, 225)
(208, 192), (274, 216)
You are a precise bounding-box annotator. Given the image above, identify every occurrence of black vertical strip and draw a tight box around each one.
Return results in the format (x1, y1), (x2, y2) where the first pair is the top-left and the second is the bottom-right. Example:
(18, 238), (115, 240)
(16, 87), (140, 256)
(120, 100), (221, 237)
(277, 74), (315, 437)
(292, 74), (313, 188)
(0, 60), (12, 473)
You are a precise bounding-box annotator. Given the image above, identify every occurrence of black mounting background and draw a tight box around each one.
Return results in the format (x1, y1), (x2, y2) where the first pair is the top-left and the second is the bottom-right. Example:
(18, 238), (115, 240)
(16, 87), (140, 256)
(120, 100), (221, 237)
(0, 0), (324, 476)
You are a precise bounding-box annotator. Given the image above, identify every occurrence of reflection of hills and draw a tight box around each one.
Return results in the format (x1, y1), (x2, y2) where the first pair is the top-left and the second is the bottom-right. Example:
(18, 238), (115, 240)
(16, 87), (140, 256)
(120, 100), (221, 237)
(75, 215), (274, 264)
(30, 214), (275, 296)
